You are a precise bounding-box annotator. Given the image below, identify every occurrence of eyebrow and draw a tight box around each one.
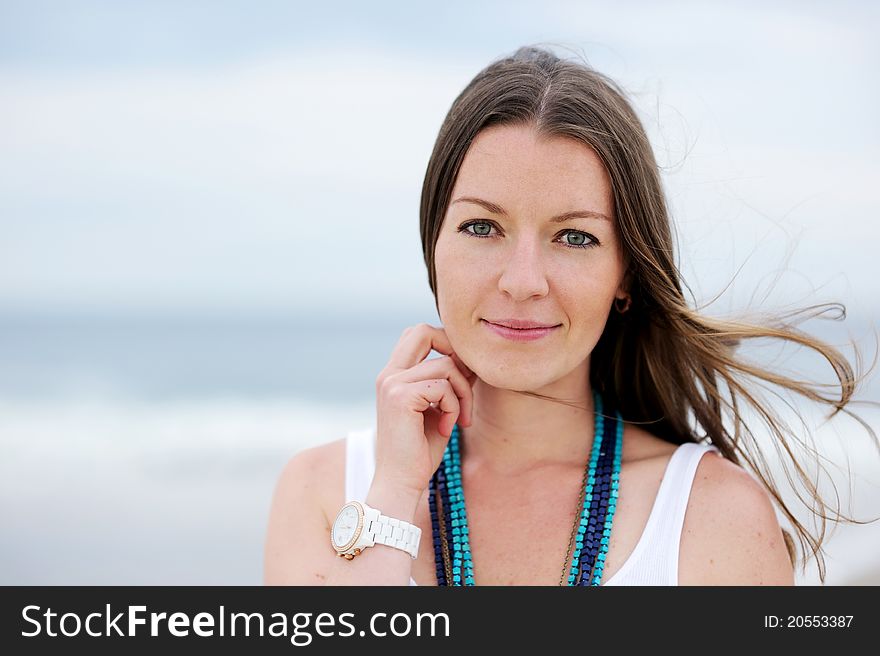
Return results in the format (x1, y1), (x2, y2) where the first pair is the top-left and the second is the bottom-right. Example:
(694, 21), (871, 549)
(451, 196), (612, 222)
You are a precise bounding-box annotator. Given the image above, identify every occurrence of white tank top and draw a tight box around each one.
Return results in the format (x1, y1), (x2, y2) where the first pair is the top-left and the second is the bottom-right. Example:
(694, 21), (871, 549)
(343, 426), (720, 586)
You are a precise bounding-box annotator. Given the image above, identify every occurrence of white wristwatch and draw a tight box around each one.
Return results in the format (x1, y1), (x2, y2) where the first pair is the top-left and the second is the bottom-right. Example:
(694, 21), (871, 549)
(330, 500), (421, 560)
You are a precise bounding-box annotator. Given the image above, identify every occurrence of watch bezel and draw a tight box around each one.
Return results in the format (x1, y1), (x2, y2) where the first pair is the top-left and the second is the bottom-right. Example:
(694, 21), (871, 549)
(331, 501), (365, 553)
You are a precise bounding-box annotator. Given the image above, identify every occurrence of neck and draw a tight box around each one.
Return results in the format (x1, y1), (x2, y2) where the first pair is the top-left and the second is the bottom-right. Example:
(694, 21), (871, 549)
(458, 372), (597, 477)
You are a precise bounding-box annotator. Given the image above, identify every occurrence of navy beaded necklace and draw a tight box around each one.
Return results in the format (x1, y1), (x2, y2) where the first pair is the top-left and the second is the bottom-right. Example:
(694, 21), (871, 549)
(428, 390), (623, 586)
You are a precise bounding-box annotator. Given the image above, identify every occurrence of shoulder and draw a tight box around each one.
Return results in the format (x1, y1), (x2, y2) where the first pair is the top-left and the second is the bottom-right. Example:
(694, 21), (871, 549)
(298, 438), (347, 525)
(678, 449), (795, 585)
(263, 437), (347, 585)
(269, 437), (346, 528)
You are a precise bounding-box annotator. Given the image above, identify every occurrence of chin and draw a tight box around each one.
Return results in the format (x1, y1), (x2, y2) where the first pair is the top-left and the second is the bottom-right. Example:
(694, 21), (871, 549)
(476, 366), (552, 392)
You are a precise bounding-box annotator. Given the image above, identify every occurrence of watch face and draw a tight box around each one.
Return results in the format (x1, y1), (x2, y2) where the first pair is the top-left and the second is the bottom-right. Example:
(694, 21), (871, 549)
(332, 504), (362, 550)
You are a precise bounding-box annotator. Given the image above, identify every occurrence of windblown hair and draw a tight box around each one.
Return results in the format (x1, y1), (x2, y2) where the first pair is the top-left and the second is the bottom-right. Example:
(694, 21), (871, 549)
(418, 44), (878, 582)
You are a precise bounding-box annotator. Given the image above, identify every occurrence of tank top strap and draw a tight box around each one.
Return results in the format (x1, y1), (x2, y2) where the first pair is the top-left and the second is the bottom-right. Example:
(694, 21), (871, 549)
(601, 440), (720, 586)
(639, 441), (721, 583)
(344, 426), (376, 503)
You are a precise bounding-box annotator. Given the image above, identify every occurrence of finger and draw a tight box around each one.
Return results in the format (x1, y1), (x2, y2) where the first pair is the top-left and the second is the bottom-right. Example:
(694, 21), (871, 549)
(386, 323), (456, 372)
(397, 356), (473, 427)
(383, 324), (474, 427)
(416, 378), (460, 437)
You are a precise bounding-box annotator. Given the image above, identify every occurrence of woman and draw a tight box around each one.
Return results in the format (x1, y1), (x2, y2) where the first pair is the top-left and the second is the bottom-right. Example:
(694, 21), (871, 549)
(264, 45), (875, 586)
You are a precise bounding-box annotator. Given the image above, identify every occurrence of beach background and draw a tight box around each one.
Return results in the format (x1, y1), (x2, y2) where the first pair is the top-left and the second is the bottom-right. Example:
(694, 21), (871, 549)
(0, 0), (877, 585)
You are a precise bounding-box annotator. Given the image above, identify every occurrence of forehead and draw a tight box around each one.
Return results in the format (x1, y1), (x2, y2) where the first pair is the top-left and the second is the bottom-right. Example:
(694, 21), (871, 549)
(451, 124), (613, 214)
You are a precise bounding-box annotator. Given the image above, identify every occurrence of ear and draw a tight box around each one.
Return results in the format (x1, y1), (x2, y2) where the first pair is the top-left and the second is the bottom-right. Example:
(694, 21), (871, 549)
(615, 266), (633, 300)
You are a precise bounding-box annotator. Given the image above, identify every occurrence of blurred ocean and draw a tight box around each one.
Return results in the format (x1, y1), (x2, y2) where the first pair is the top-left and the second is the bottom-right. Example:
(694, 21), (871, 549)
(0, 309), (877, 585)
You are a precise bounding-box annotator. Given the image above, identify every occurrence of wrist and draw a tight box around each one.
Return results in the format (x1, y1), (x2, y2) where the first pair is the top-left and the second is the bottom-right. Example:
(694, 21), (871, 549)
(364, 481), (423, 524)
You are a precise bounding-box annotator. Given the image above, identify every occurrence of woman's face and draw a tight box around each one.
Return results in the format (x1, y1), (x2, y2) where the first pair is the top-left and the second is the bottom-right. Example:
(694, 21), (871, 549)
(434, 123), (627, 391)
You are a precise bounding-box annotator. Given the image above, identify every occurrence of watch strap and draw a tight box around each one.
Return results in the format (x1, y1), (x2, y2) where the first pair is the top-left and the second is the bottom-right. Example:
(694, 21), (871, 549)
(368, 513), (421, 559)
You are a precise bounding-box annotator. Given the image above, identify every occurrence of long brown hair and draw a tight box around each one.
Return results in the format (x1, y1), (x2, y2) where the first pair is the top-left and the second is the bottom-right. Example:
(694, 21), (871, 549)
(418, 44), (879, 582)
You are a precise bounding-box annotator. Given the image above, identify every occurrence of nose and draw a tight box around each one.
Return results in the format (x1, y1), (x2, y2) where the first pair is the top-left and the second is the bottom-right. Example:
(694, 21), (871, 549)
(496, 234), (550, 301)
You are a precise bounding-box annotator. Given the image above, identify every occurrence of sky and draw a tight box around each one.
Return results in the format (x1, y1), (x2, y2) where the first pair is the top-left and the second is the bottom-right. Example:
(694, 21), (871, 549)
(0, 0), (878, 325)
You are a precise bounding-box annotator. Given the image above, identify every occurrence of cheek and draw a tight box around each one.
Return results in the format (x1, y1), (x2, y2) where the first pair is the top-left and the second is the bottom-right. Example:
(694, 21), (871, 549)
(434, 233), (475, 284)
(434, 238), (466, 314)
(436, 268), (476, 319)
(555, 273), (617, 331)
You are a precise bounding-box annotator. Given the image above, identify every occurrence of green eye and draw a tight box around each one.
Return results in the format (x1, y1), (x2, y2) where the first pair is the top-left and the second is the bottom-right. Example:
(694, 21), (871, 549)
(457, 220), (599, 250)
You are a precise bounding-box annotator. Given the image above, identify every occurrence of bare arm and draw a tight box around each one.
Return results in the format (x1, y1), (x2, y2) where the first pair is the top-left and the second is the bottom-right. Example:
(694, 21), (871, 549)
(263, 445), (424, 586)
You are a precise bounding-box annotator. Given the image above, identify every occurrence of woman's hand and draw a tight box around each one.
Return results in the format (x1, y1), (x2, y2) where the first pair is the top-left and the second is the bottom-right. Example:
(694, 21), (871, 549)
(373, 323), (477, 497)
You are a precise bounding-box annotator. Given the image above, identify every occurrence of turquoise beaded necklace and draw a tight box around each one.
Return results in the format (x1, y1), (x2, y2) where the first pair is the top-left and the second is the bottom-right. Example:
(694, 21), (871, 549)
(430, 390), (624, 586)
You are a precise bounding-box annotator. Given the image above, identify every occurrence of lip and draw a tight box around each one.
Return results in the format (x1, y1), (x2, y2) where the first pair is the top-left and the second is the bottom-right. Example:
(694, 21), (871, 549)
(482, 319), (560, 342)
(486, 318), (559, 329)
